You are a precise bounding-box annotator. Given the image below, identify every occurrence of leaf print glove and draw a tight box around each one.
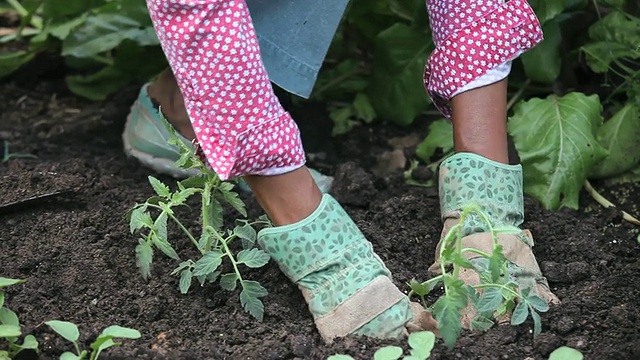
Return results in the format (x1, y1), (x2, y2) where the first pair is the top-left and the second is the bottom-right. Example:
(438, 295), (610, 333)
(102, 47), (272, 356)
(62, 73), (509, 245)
(429, 153), (560, 328)
(258, 194), (437, 342)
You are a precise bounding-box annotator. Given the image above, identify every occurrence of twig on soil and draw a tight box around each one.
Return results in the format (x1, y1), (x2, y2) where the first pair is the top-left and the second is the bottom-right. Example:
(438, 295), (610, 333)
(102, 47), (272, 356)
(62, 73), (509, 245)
(583, 180), (640, 226)
(0, 188), (74, 215)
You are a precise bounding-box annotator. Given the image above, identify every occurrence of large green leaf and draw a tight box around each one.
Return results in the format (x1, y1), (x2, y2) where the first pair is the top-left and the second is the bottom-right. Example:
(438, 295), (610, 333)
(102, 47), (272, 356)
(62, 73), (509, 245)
(508, 93), (608, 210)
(581, 11), (640, 73)
(0, 51), (36, 78)
(416, 119), (453, 162)
(590, 103), (640, 179)
(528, 0), (587, 24)
(62, 13), (158, 58)
(367, 23), (432, 126)
(520, 20), (562, 83)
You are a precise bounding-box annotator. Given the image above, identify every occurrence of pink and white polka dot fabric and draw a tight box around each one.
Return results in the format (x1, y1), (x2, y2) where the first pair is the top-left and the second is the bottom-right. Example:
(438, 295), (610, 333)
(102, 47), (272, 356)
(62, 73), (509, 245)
(146, 0), (543, 180)
(424, 0), (543, 119)
(146, 0), (306, 180)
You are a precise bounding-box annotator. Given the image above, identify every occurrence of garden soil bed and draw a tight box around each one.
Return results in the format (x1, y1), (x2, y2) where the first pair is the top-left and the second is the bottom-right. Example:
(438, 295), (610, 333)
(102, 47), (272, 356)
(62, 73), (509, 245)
(1, 79), (640, 360)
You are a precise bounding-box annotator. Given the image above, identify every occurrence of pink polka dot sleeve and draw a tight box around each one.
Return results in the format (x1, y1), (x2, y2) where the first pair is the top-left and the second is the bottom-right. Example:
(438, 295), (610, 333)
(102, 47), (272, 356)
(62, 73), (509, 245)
(146, 0), (306, 180)
(424, 0), (543, 119)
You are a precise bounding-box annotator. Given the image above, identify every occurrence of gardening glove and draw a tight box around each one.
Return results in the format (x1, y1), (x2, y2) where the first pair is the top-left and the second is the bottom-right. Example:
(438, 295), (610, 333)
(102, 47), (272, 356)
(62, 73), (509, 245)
(428, 153), (560, 328)
(258, 194), (438, 343)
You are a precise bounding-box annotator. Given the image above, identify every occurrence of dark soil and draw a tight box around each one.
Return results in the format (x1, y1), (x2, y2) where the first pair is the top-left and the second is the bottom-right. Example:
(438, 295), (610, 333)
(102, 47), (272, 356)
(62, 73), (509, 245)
(1, 79), (640, 360)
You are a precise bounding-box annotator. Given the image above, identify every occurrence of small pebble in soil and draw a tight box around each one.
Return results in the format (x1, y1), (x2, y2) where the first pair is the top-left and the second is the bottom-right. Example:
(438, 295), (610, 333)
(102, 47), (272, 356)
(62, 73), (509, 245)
(566, 336), (588, 350)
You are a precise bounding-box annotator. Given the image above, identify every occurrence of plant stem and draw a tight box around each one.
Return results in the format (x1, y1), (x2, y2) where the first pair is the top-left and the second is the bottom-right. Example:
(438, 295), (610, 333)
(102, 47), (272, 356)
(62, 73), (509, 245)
(201, 183), (213, 251)
(146, 204), (202, 252)
(219, 235), (244, 284)
(507, 79), (531, 111)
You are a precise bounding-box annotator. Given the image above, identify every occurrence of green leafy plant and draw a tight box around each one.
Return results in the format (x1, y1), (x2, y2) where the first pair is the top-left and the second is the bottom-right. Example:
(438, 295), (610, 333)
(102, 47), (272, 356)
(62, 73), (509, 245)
(409, 206), (550, 348)
(0, 277), (38, 360)
(44, 320), (140, 360)
(548, 346), (583, 360)
(328, 331), (436, 360)
(127, 120), (272, 321)
(0, 0), (166, 100)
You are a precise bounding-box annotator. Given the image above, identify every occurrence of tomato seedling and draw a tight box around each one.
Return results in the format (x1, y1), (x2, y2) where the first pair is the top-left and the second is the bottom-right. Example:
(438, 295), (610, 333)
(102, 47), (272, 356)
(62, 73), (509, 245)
(127, 117), (272, 321)
(410, 205), (551, 348)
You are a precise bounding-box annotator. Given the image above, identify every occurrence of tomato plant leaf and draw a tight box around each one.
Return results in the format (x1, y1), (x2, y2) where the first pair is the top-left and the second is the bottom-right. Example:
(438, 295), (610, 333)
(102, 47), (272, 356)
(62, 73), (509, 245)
(477, 288), (503, 313)
(129, 207), (152, 233)
(432, 277), (466, 348)
(470, 315), (494, 332)
(234, 223), (257, 249)
(148, 176), (171, 198)
(590, 103), (640, 178)
(240, 280), (267, 321)
(511, 301), (529, 325)
(508, 93), (607, 210)
(237, 248), (270, 268)
(135, 239), (153, 279)
(531, 309), (543, 336)
(526, 295), (550, 312)
(179, 269), (192, 294)
(193, 252), (223, 277)
(220, 273), (239, 291)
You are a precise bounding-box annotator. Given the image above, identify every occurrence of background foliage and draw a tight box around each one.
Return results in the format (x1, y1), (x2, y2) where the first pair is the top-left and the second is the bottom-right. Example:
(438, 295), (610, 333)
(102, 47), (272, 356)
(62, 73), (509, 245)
(0, 0), (639, 211)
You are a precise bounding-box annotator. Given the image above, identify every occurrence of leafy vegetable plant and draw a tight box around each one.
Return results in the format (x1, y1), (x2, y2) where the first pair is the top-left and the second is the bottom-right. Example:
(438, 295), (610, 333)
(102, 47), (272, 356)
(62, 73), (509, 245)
(127, 119), (272, 321)
(328, 331), (436, 360)
(45, 320), (140, 360)
(409, 206), (550, 348)
(0, 277), (38, 359)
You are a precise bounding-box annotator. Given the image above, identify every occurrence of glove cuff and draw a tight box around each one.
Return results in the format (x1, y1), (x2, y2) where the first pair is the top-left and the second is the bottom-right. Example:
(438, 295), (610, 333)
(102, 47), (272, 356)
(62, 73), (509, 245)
(439, 152), (524, 233)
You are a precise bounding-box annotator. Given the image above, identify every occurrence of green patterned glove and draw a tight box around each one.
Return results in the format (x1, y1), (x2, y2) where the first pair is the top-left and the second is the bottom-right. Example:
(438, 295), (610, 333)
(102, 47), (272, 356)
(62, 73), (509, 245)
(429, 152), (559, 327)
(258, 194), (436, 342)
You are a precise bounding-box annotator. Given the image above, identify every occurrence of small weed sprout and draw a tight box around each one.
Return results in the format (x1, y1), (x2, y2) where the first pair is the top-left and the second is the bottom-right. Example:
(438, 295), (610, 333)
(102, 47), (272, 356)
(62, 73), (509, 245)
(409, 205), (550, 348)
(328, 331), (436, 360)
(0, 277), (39, 359)
(127, 117), (272, 320)
(45, 320), (140, 360)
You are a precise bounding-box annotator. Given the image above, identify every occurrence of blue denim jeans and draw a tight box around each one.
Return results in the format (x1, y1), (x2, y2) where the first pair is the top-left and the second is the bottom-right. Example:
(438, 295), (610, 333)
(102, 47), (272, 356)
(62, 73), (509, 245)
(246, 0), (349, 99)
